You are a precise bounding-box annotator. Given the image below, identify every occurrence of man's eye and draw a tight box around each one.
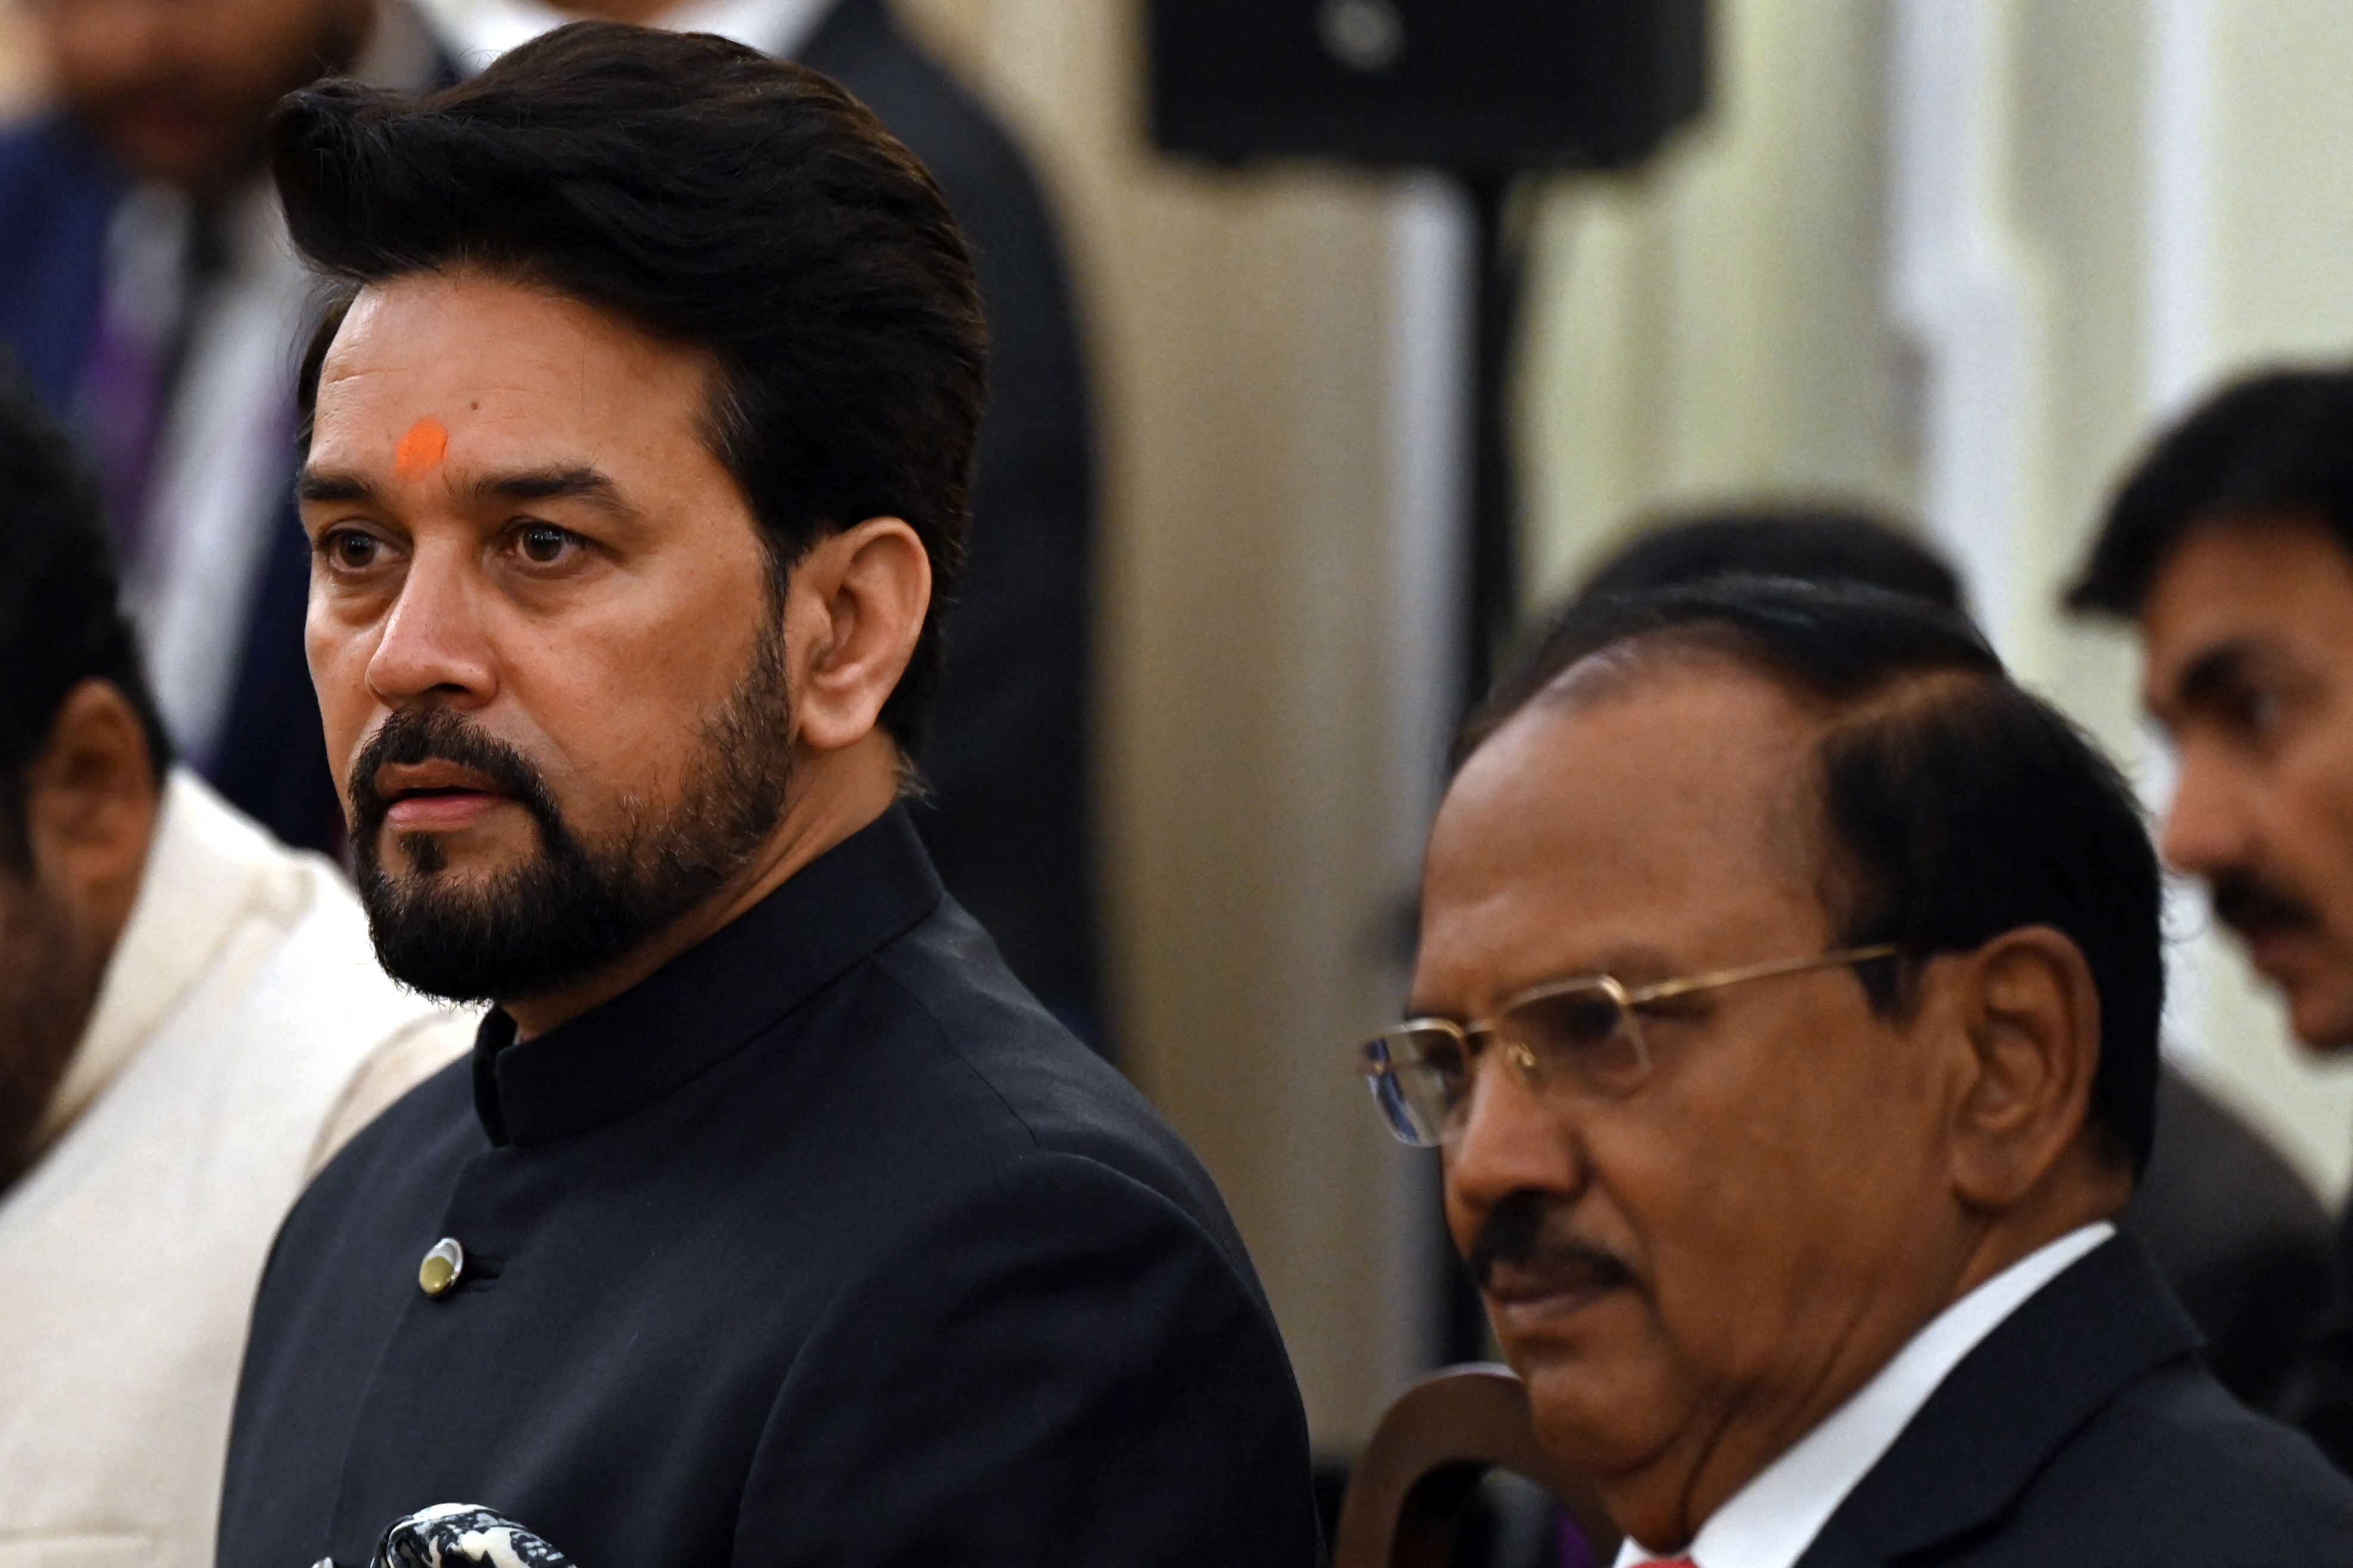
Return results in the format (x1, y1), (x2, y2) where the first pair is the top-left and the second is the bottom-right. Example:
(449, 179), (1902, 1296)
(517, 524), (577, 565)
(322, 530), (382, 571)
(2224, 684), (2285, 738)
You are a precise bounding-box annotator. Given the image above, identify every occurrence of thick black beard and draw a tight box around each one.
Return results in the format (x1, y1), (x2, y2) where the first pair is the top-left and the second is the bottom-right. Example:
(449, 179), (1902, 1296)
(351, 629), (793, 1005)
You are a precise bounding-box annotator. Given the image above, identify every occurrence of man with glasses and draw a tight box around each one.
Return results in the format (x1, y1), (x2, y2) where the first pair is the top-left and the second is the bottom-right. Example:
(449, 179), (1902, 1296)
(1366, 576), (2353, 1564)
(1579, 507), (2338, 1418)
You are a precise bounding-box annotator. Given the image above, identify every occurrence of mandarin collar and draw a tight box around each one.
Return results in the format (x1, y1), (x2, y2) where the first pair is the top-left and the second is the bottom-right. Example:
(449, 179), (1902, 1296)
(470, 805), (942, 1147)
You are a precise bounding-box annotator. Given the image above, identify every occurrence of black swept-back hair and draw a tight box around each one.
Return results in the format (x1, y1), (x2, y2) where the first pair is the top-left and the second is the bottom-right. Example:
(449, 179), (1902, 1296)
(0, 361), (170, 867)
(1459, 578), (2165, 1178)
(269, 23), (987, 750)
(2069, 365), (2353, 617)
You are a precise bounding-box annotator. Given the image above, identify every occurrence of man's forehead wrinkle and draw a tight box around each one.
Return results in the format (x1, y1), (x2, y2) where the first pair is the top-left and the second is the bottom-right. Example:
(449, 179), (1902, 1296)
(320, 365), (594, 403)
(315, 362), (414, 397)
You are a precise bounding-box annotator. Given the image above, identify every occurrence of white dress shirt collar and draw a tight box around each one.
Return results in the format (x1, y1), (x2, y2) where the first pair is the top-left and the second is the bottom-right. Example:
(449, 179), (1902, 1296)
(407, 0), (836, 74)
(1614, 1221), (2117, 1568)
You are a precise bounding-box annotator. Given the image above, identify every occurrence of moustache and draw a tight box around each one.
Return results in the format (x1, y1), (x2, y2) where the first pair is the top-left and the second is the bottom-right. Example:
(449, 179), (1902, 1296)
(2209, 870), (2323, 941)
(349, 708), (562, 845)
(1466, 1191), (1635, 1300)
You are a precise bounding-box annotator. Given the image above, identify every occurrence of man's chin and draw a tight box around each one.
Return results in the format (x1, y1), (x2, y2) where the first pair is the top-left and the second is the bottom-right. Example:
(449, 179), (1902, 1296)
(1518, 1355), (1680, 1489)
(1507, 1310), (1669, 1463)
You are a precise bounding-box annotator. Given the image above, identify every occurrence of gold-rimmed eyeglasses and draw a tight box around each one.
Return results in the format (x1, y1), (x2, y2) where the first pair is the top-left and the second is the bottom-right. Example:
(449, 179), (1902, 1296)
(1359, 944), (1902, 1147)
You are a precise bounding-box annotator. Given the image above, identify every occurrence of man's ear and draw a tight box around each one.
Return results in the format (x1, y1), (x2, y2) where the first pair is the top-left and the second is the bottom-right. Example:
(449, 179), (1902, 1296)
(782, 517), (931, 756)
(1940, 926), (2106, 1209)
(21, 679), (160, 955)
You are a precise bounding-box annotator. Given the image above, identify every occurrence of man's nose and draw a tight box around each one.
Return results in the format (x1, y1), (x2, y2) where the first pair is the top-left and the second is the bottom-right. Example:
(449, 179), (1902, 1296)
(2160, 753), (2254, 875)
(1441, 1060), (1587, 1256)
(363, 551), (498, 709)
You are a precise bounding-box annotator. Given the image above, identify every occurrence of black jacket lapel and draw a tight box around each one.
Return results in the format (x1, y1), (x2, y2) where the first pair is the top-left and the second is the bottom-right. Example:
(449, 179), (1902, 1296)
(1796, 1234), (2200, 1567)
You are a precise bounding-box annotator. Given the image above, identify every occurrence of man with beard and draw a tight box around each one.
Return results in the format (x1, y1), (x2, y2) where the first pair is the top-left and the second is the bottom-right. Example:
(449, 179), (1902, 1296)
(408, 0), (1109, 1052)
(0, 0), (439, 853)
(0, 367), (467, 1567)
(213, 26), (1318, 1568)
(2068, 367), (2353, 1474)
(1368, 576), (2353, 1563)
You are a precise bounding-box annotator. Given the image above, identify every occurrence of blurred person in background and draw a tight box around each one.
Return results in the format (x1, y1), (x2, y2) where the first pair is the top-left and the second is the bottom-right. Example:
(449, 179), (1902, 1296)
(0, 0), (439, 852)
(1583, 504), (2338, 1417)
(1372, 576), (2353, 1564)
(412, 0), (1106, 1042)
(0, 365), (467, 1568)
(2069, 365), (2353, 1474)
(216, 32), (1315, 1566)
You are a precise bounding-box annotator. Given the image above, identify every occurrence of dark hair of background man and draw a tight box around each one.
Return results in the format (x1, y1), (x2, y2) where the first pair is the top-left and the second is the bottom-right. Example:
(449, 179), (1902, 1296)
(2069, 367), (2353, 616)
(1583, 504), (1965, 610)
(270, 22), (987, 751)
(1461, 576), (2165, 1176)
(0, 361), (169, 865)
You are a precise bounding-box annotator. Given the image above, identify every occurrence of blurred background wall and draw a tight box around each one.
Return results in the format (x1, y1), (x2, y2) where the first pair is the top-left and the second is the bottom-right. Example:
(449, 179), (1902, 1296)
(1514, 0), (2353, 1211)
(11, 0), (2353, 1456)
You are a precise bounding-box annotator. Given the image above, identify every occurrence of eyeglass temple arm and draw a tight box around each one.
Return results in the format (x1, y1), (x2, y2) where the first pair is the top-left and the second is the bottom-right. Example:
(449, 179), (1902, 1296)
(1625, 943), (1902, 1007)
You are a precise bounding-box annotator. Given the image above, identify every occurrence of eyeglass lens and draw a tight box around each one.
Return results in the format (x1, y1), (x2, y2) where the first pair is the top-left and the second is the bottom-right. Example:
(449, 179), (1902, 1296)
(1507, 985), (1647, 1097)
(1368, 982), (1647, 1146)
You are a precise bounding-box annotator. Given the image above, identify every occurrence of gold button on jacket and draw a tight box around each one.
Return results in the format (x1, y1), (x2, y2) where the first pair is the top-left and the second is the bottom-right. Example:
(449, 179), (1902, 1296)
(418, 1238), (464, 1298)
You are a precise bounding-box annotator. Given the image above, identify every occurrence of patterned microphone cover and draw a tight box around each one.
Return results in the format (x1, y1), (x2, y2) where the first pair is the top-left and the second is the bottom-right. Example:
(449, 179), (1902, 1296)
(370, 1502), (577, 1568)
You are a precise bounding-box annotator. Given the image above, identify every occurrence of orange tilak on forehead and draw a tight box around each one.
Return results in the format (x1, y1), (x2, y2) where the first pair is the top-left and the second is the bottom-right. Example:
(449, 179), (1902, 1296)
(394, 417), (450, 479)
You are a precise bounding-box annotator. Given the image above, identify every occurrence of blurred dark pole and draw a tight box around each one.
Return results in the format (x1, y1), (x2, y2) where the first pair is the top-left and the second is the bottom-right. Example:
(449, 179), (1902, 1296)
(1439, 169), (1529, 1367)
(1146, 0), (1709, 1379)
(1462, 170), (1524, 712)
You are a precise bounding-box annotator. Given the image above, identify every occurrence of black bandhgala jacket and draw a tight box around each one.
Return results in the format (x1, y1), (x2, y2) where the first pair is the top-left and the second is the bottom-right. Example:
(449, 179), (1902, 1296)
(215, 808), (1320, 1568)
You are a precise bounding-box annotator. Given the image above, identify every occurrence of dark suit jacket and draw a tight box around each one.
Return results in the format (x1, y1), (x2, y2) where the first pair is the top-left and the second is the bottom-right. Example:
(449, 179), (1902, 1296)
(0, 116), (344, 852)
(0, 4), (1105, 1030)
(215, 806), (1319, 1566)
(2125, 1064), (2338, 1412)
(1794, 1234), (2353, 1567)
(2277, 1207), (2353, 1479)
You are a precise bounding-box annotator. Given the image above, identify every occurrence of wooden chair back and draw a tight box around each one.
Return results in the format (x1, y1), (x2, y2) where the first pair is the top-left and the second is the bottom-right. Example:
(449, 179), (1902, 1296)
(1331, 1364), (1622, 1568)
